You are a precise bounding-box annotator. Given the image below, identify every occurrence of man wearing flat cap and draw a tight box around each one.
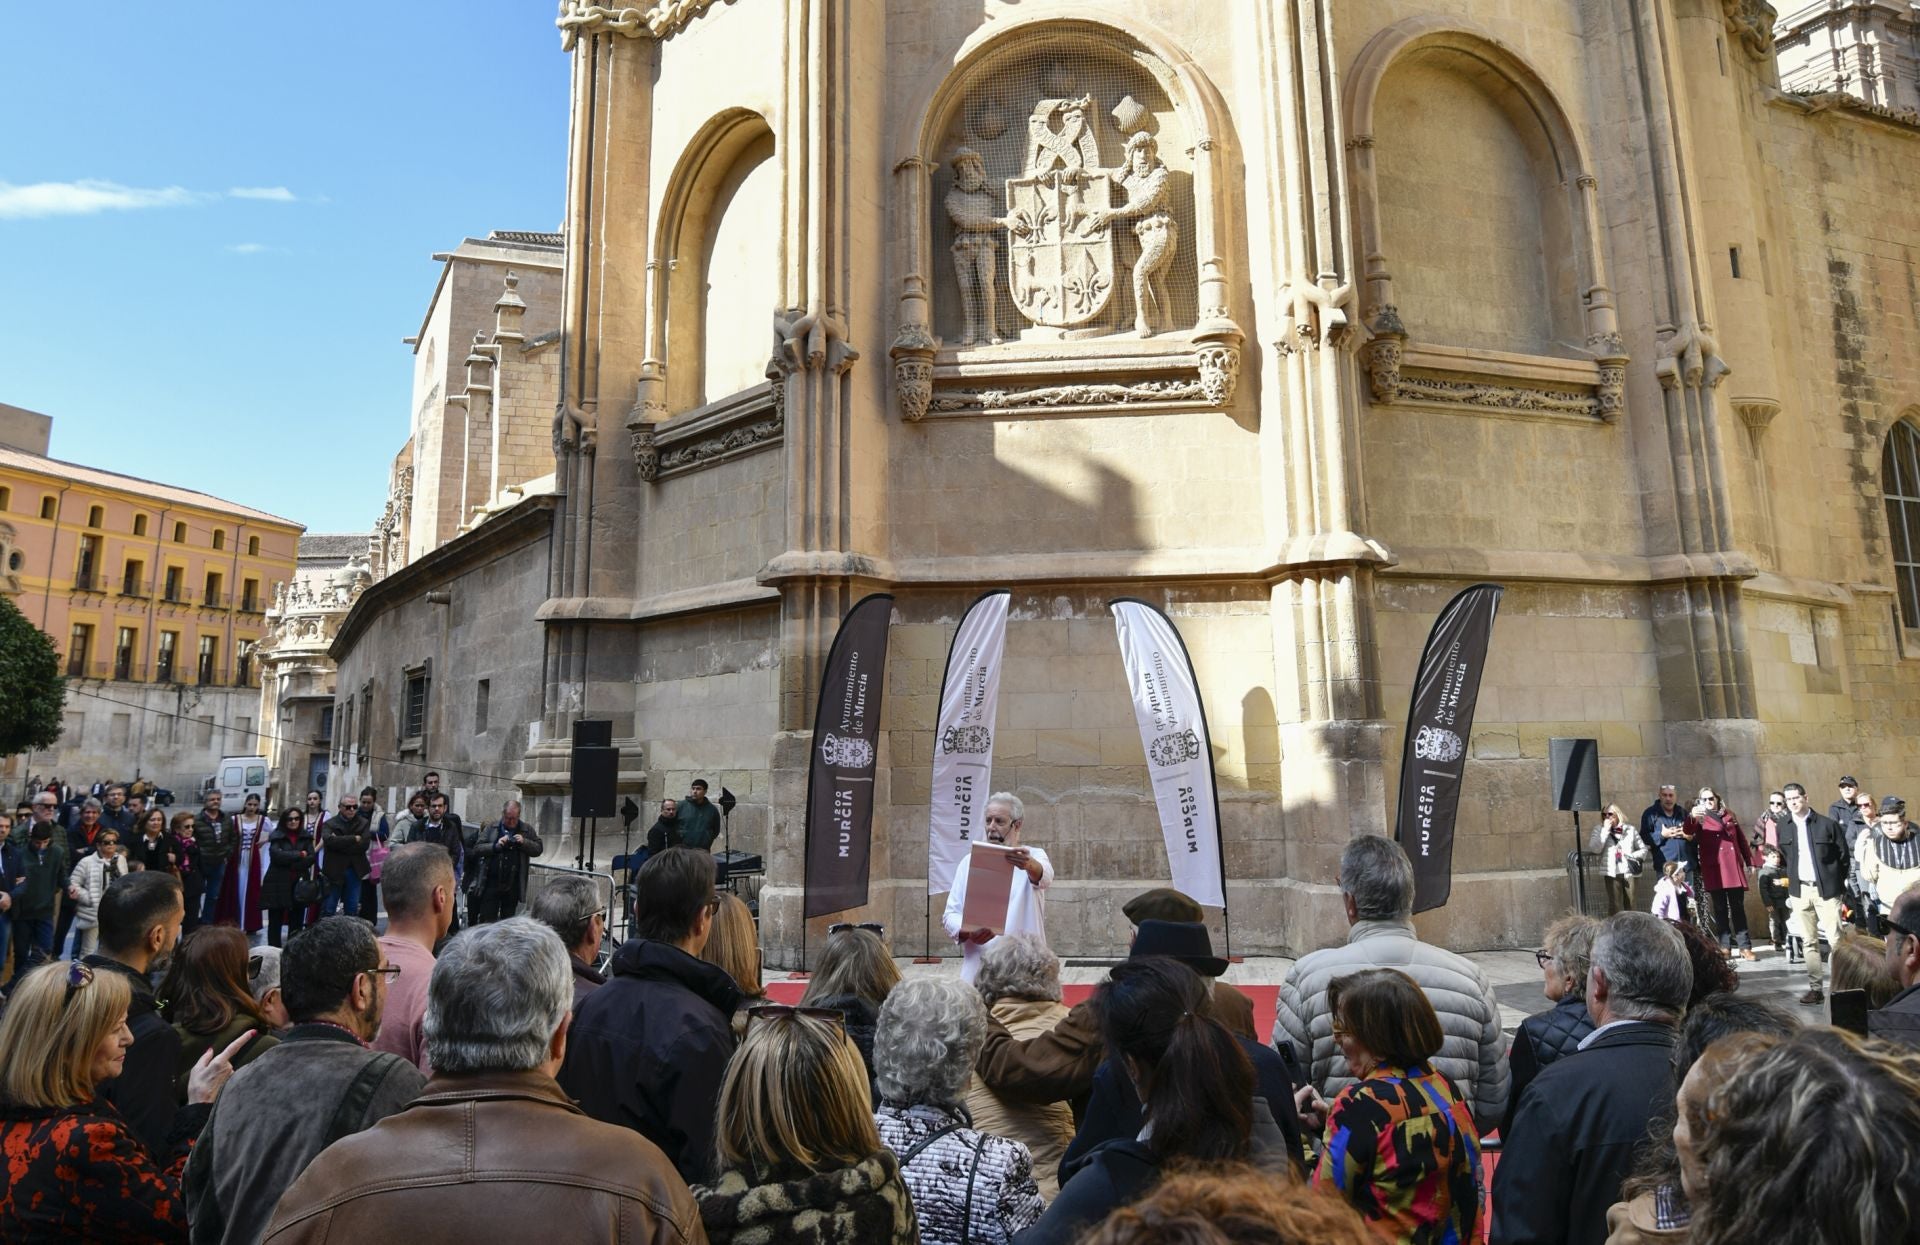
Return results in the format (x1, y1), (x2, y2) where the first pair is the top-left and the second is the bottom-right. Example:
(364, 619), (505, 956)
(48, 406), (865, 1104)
(1121, 887), (1256, 1040)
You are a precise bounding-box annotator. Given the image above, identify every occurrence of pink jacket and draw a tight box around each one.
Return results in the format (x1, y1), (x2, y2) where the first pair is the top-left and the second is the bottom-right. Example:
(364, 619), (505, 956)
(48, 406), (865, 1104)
(1695, 808), (1754, 891)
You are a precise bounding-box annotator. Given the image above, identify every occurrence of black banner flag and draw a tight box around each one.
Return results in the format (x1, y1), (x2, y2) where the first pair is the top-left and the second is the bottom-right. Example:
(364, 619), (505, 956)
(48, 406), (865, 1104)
(803, 593), (894, 919)
(1393, 583), (1504, 913)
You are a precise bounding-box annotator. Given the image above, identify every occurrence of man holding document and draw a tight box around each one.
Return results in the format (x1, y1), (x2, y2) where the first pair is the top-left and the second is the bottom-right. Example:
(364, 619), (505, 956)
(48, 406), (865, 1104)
(943, 792), (1052, 983)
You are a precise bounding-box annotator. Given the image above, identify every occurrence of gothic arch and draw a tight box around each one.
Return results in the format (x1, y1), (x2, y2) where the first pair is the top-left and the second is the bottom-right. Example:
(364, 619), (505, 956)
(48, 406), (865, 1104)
(888, 9), (1245, 420)
(638, 107), (781, 416)
(1882, 412), (1920, 627)
(1344, 18), (1626, 415)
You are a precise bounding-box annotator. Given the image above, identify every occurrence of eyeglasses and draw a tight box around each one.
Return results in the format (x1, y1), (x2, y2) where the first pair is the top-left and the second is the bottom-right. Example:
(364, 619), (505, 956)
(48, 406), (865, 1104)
(704, 898), (721, 917)
(828, 922), (886, 937)
(1533, 948), (1554, 969)
(744, 1004), (847, 1036)
(1890, 920), (1916, 944)
(62, 959), (94, 1009)
(364, 965), (402, 984)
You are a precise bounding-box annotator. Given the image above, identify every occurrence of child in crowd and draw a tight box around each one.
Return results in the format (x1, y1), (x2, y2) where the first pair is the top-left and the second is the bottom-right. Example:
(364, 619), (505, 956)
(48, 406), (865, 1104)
(1756, 844), (1794, 956)
(1652, 861), (1693, 924)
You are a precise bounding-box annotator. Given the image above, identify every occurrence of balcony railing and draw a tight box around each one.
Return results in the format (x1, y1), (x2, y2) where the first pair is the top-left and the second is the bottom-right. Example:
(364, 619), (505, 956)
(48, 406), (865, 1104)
(203, 591), (229, 610)
(67, 658), (150, 682)
(73, 569), (102, 593)
(161, 583), (186, 604)
(120, 579), (152, 599)
(156, 657), (177, 683)
(66, 654), (91, 678)
(238, 596), (263, 614)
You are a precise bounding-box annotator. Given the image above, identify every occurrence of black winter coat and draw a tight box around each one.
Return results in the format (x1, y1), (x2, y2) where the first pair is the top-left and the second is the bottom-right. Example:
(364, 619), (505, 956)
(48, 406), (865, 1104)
(805, 992), (880, 1097)
(1059, 1035), (1305, 1184)
(1870, 984), (1920, 1048)
(1501, 995), (1595, 1138)
(1489, 1021), (1678, 1245)
(1015, 1139), (1162, 1245)
(470, 818), (545, 902)
(558, 937), (743, 1185)
(260, 823), (316, 910)
(1779, 810), (1849, 901)
(85, 954), (182, 1157)
(320, 814), (369, 884)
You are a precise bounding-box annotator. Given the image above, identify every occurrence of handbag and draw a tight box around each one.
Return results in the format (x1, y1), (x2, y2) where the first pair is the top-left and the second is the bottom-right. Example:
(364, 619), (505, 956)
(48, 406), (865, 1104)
(293, 868), (324, 906)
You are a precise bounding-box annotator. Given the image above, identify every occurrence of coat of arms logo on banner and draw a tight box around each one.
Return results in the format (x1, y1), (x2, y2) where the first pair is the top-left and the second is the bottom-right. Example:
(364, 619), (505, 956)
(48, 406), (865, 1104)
(820, 732), (875, 769)
(940, 724), (993, 755)
(1005, 96), (1116, 328)
(1412, 725), (1465, 764)
(1147, 727), (1202, 768)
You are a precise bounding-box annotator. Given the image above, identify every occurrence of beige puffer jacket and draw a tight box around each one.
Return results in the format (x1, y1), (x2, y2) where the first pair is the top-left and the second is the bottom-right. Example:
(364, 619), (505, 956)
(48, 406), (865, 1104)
(1271, 919), (1509, 1130)
(965, 996), (1077, 1199)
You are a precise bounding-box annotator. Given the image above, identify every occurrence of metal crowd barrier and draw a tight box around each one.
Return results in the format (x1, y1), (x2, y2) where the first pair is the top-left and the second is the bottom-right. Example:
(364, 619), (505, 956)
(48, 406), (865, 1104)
(525, 860), (622, 958)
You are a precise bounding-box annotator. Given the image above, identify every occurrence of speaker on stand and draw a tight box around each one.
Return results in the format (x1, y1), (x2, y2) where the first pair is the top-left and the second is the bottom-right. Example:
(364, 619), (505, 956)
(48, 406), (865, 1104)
(571, 721), (618, 871)
(1549, 738), (1603, 914)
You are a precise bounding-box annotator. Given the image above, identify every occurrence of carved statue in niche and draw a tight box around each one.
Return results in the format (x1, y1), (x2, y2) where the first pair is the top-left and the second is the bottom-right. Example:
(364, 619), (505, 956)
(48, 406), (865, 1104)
(1004, 96), (1118, 329)
(1088, 132), (1177, 337)
(945, 147), (1008, 346)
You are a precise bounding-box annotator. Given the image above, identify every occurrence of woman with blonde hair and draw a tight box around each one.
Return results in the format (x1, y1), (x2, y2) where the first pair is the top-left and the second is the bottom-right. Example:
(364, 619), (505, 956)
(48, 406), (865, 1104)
(801, 925), (902, 1089)
(1592, 804), (1648, 914)
(0, 960), (250, 1240)
(699, 891), (765, 1038)
(695, 1004), (918, 1244)
(966, 932), (1077, 1198)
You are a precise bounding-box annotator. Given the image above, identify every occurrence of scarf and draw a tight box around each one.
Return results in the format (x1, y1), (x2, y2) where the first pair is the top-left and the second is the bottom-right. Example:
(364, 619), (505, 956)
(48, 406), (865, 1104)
(1876, 828), (1920, 872)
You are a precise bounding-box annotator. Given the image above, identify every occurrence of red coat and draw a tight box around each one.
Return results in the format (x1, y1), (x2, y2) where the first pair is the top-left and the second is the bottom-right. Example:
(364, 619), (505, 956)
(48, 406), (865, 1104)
(1696, 808), (1754, 891)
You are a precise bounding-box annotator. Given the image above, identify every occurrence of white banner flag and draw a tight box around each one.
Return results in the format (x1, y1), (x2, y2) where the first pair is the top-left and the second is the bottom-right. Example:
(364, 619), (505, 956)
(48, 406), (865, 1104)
(928, 591), (1011, 895)
(1110, 598), (1225, 908)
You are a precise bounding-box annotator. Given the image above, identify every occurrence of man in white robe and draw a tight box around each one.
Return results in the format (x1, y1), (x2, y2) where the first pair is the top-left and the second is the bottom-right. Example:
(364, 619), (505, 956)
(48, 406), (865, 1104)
(943, 791), (1051, 983)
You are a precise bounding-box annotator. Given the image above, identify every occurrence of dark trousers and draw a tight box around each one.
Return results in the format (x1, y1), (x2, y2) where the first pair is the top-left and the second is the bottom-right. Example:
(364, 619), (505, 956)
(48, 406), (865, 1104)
(266, 905), (307, 948)
(199, 859), (229, 924)
(357, 879), (380, 923)
(51, 903), (77, 961)
(1708, 887), (1752, 949)
(10, 916), (53, 980)
(470, 892), (517, 925)
(1603, 875), (1633, 915)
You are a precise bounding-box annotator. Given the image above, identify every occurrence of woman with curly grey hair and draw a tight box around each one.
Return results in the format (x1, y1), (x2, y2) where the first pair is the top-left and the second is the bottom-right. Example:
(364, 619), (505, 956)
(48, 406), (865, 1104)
(964, 933), (1076, 1198)
(873, 976), (1045, 1244)
(1677, 1025), (1920, 1245)
(1502, 914), (1598, 1136)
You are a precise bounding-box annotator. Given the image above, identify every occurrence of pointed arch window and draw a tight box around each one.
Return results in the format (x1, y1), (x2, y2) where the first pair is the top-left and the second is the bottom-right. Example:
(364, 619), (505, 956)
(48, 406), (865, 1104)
(1883, 419), (1920, 626)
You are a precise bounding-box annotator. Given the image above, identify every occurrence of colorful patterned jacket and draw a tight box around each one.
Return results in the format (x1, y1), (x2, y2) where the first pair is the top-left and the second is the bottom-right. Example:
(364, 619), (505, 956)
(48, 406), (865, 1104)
(1312, 1064), (1482, 1245)
(0, 1097), (210, 1243)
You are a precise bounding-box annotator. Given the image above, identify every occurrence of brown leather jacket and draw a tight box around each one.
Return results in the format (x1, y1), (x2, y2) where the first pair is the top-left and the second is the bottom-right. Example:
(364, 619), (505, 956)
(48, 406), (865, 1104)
(263, 1069), (708, 1245)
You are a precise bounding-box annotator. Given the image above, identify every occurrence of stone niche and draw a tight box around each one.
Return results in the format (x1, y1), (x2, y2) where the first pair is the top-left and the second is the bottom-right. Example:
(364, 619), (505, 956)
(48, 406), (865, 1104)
(891, 20), (1244, 421)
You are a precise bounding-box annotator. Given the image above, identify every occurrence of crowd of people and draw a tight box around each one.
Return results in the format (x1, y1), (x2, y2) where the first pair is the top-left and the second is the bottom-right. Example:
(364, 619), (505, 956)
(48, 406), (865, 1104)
(2, 773), (550, 984)
(3, 771), (1920, 1243)
(1587, 775), (1920, 1006)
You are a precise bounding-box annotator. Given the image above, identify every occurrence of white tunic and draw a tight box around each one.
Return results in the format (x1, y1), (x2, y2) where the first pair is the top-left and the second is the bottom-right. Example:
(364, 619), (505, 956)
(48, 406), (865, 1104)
(942, 845), (1053, 983)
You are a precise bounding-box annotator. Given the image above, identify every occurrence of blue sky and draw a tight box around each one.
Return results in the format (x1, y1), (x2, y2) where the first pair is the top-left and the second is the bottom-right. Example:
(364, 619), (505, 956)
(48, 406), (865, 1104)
(0, 4), (569, 534)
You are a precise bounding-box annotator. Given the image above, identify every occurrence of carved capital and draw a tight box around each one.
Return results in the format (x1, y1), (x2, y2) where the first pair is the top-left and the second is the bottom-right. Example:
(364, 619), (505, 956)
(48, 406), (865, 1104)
(1586, 331), (1627, 358)
(1196, 344), (1241, 406)
(889, 323), (937, 422)
(555, 0), (733, 49)
(1365, 337), (1404, 405)
(1344, 134), (1376, 151)
(772, 308), (860, 378)
(1596, 361), (1627, 422)
(1732, 396), (1782, 436)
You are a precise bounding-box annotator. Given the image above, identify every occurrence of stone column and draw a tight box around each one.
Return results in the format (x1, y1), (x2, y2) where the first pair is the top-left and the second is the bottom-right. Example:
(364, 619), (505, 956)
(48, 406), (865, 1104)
(1253, 0), (1395, 955)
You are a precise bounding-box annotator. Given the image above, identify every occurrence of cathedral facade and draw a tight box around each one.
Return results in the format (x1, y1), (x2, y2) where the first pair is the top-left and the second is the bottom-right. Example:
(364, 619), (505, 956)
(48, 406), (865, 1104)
(347, 0), (1920, 964)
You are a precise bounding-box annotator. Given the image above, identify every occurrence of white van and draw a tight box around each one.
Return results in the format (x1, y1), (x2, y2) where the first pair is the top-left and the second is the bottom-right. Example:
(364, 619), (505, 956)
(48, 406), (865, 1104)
(206, 756), (270, 812)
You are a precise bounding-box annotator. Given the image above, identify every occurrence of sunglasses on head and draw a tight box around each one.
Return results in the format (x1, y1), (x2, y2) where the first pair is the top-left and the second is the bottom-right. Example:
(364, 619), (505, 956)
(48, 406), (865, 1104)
(827, 921), (886, 937)
(62, 959), (94, 1009)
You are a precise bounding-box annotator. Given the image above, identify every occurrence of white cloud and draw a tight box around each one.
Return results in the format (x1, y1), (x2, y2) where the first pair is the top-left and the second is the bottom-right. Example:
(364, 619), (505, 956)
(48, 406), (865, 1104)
(227, 242), (278, 254)
(228, 186), (297, 202)
(0, 179), (206, 220)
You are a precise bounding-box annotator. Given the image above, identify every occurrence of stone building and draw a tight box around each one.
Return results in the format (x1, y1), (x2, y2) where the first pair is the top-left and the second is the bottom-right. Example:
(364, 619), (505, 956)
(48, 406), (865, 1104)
(255, 533), (371, 804)
(1776, 1), (1920, 109)
(323, 233), (567, 827)
(0, 428), (301, 797)
(336, 0), (1920, 967)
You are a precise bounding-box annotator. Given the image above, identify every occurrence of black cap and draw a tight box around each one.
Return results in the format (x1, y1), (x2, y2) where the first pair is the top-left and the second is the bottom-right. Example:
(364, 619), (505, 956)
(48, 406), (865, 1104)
(1881, 795), (1906, 816)
(1841, 775), (1859, 787)
(1128, 919), (1229, 978)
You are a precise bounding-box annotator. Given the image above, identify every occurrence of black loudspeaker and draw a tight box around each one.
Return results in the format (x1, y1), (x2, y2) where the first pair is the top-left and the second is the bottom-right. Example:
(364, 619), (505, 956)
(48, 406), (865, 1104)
(571, 744), (619, 818)
(574, 719), (613, 748)
(1549, 738), (1602, 812)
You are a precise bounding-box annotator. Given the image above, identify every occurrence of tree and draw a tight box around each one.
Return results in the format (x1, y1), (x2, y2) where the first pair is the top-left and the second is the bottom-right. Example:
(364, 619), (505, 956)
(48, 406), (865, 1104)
(0, 595), (64, 758)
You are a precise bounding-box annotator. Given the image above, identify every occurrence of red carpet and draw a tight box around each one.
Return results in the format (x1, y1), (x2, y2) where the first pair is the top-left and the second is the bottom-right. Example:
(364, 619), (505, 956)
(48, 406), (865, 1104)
(769, 978), (1283, 1039)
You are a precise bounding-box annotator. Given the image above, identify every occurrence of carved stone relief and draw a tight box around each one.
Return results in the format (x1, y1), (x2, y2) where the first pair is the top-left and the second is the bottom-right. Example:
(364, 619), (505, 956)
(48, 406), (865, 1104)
(1721, 0), (1777, 61)
(0, 522), (20, 595)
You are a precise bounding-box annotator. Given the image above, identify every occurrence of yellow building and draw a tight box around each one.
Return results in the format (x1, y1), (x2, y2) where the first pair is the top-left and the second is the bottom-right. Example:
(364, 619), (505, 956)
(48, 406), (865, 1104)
(0, 431), (302, 795)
